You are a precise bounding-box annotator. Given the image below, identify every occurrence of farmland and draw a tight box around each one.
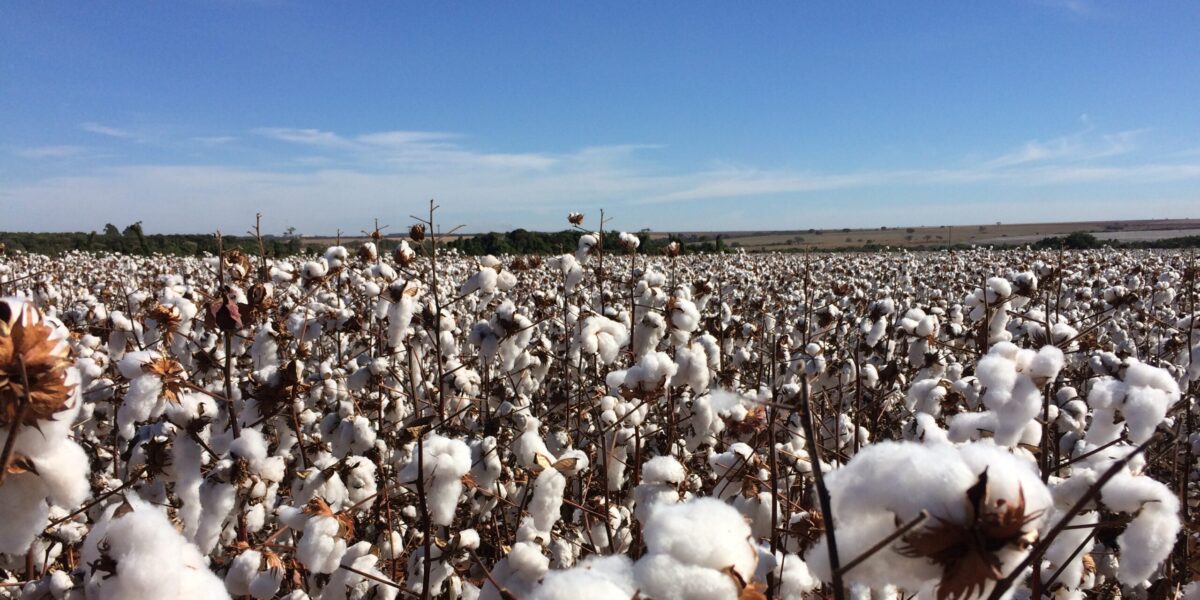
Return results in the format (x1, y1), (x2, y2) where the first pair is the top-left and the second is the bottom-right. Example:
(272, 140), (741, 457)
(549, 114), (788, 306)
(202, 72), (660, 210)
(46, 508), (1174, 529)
(0, 215), (1197, 599)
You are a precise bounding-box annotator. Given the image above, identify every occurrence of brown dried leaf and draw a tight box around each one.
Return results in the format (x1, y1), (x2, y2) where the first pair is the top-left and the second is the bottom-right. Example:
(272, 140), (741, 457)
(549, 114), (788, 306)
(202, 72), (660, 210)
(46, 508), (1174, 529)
(0, 303), (76, 426)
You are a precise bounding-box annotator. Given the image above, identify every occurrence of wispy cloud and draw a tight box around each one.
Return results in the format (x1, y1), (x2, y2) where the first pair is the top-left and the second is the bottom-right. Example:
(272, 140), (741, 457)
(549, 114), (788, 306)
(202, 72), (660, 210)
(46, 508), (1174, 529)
(6, 124), (1199, 232)
(13, 145), (86, 159)
(81, 122), (137, 139)
(192, 136), (238, 146)
(984, 126), (1145, 168)
(254, 126), (559, 171)
(253, 127), (354, 148)
(1034, 0), (1095, 16)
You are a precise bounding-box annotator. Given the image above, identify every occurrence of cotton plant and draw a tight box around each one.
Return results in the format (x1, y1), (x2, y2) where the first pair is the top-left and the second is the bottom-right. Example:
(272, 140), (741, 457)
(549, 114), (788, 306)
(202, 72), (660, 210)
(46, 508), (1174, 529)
(2, 227), (1198, 599)
(80, 494), (229, 599)
(0, 298), (91, 556)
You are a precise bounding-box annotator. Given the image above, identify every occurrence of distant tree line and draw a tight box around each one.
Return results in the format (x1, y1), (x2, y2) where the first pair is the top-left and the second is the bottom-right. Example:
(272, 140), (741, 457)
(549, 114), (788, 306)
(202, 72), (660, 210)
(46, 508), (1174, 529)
(1031, 231), (1200, 251)
(0, 222), (302, 256)
(3, 224), (1198, 257)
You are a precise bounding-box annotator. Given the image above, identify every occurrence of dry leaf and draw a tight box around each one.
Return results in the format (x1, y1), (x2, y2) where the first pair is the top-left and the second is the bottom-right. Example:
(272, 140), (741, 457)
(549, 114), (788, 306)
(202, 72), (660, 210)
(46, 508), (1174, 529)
(0, 302), (76, 426)
(897, 469), (1042, 600)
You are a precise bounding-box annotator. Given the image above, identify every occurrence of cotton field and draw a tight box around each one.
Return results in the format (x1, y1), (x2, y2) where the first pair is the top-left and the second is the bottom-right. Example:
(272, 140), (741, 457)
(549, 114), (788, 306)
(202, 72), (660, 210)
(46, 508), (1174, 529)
(1, 220), (1198, 600)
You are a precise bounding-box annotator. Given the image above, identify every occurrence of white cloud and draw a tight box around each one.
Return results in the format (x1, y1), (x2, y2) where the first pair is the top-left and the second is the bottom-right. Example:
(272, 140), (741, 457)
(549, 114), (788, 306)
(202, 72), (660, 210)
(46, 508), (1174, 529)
(253, 127), (353, 147)
(356, 131), (459, 146)
(6, 125), (1199, 232)
(13, 145), (86, 159)
(256, 126), (559, 171)
(81, 122), (137, 139)
(984, 127), (1145, 168)
(192, 136), (238, 146)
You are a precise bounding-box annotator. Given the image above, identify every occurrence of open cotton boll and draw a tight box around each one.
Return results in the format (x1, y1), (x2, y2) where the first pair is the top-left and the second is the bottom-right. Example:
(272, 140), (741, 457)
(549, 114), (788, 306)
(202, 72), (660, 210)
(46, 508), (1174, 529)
(297, 513), (348, 575)
(575, 315), (629, 365)
(527, 555), (636, 600)
(774, 553), (820, 600)
(633, 498), (757, 600)
(617, 231), (641, 252)
(80, 495), (230, 599)
(399, 434), (471, 526)
(625, 351), (678, 392)
(323, 541), (399, 600)
(633, 554), (740, 600)
(975, 342), (1050, 447)
(1039, 511), (1098, 594)
(905, 378), (948, 416)
(575, 234), (598, 262)
(807, 440), (1050, 595)
(225, 548), (262, 596)
(521, 467), (567, 541)
(1085, 359), (1179, 444)
(481, 542), (550, 600)
(633, 455), (689, 523)
(0, 298), (91, 555)
(671, 342), (711, 392)
(1098, 468), (1181, 584)
(549, 254), (585, 294)
(460, 266), (499, 296)
(1119, 360), (1180, 442)
(633, 312), (666, 357)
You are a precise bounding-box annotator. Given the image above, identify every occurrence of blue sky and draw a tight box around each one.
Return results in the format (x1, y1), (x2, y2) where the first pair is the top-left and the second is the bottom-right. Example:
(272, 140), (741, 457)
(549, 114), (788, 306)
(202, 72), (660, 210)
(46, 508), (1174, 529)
(3, 1), (1199, 234)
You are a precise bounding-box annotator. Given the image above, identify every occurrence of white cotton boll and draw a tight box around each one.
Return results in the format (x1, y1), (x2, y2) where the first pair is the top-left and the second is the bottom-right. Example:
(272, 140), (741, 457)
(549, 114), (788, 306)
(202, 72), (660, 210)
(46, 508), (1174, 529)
(671, 342), (710, 392)
(735, 491), (779, 540)
(633, 554), (739, 600)
(1100, 469), (1181, 584)
(1122, 385), (1173, 444)
(297, 514), (347, 575)
(173, 434), (205, 542)
(528, 555), (636, 600)
(525, 468), (567, 539)
(807, 440), (1050, 593)
(482, 542), (550, 600)
(1121, 360), (1181, 442)
(634, 456), (687, 523)
(618, 231), (641, 252)
(470, 436), (503, 490)
(626, 351), (678, 391)
(460, 267), (499, 296)
(385, 283), (418, 348)
(1040, 511), (1097, 593)
(975, 343), (1044, 447)
(399, 434), (472, 526)
(0, 477), (50, 555)
(633, 312), (666, 357)
(230, 428), (271, 468)
(80, 495), (230, 599)
(640, 498), (758, 581)
(670, 298), (701, 331)
(575, 316), (629, 365)
(194, 480), (237, 554)
(1030, 345), (1065, 384)
(986, 276), (1012, 303)
(301, 259), (329, 280)
(326, 541), (399, 600)
(576, 234), (598, 262)
(776, 554), (820, 599)
(1185, 581), (1200, 600)
(225, 549), (263, 596)
(118, 374), (165, 439)
(344, 458), (378, 507)
(642, 455), (687, 485)
(904, 379), (947, 416)
(915, 314), (937, 337)
(860, 317), (886, 348)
